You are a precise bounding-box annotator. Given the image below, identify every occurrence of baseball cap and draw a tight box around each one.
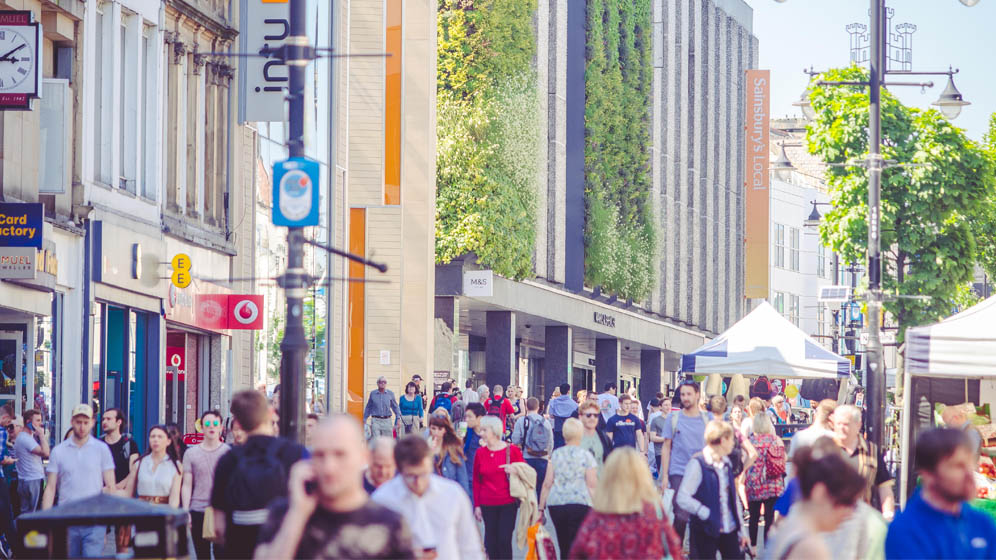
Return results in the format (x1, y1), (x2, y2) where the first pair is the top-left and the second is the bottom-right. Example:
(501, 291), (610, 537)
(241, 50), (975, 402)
(71, 404), (94, 419)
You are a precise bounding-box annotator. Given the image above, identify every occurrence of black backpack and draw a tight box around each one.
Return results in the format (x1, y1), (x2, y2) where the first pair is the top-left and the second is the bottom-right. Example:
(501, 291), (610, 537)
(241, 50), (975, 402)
(224, 438), (304, 511)
(750, 376), (775, 399)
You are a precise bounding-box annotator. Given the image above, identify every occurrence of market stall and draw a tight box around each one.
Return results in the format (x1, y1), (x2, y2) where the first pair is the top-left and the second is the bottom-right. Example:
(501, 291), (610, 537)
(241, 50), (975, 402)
(902, 295), (996, 505)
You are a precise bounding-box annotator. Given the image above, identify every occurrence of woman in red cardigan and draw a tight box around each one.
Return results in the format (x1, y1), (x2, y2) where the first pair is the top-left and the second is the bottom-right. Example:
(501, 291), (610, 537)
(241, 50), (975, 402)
(473, 414), (524, 559)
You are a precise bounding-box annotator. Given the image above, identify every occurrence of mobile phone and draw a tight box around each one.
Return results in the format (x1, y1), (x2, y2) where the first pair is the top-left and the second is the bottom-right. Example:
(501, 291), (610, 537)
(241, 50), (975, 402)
(304, 479), (317, 495)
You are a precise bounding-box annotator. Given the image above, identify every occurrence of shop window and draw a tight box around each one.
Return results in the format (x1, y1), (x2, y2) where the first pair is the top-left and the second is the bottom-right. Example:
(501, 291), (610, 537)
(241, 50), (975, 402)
(774, 224), (786, 268)
(790, 227), (800, 272)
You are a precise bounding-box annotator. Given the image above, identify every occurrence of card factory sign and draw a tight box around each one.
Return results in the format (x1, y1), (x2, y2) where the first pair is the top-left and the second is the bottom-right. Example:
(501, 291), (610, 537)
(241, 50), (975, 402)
(744, 69), (770, 299)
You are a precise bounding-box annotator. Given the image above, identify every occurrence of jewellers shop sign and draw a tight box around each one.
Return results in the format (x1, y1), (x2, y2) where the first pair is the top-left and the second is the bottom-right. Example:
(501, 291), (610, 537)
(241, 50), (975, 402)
(239, 0), (289, 123)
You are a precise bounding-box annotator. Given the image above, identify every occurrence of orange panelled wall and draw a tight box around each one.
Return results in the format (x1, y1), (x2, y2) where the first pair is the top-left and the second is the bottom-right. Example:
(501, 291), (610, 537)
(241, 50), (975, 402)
(346, 208), (367, 419)
(384, 0), (402, 205)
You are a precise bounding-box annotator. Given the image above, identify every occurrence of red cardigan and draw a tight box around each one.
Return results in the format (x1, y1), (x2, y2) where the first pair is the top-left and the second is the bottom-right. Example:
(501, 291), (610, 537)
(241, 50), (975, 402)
(472, 443), (524, 507)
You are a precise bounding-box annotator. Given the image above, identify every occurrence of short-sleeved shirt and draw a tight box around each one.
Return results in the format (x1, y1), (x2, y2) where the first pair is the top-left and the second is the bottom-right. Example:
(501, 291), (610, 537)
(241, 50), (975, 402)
(661, 411), (712, 477)
(257, 498), (415, 559)
(183, 442), (231, 511)
(46, 436), (115, 504)
(580, 434), (605, 475)
(14, 431), (44, 481)
(605, 414), (646, 449)
(597, 394), (620, 422)
(649, 414), (668, 456)
(103, 435), (140, 483)
(546, 446), (597, 507)
(844, 436), (893, 506)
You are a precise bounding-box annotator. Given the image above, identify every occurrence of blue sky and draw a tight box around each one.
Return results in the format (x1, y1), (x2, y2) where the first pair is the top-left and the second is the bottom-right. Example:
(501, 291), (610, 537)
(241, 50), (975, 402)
(747, 0), (996, 141)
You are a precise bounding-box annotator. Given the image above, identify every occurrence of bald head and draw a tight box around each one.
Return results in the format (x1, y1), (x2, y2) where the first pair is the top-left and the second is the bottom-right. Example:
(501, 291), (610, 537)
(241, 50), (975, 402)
(310, 415), (371, 499)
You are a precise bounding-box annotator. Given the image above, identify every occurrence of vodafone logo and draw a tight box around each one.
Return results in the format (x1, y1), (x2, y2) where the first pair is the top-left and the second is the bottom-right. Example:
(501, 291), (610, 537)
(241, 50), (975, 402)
(170, 353), (182, 368)
(233, 299), (260, 325)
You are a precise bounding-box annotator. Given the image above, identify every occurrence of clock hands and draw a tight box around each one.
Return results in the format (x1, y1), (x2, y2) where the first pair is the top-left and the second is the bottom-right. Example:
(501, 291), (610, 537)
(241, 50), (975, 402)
(0, 44), (26, 63)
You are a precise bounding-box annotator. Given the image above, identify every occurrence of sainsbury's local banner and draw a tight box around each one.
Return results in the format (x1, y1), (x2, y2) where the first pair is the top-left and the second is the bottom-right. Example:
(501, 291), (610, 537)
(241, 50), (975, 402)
(744, 69), (770, 299)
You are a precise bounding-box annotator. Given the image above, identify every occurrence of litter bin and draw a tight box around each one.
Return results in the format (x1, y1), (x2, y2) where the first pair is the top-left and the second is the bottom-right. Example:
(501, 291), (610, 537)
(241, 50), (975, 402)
(16, 493), (189, 559)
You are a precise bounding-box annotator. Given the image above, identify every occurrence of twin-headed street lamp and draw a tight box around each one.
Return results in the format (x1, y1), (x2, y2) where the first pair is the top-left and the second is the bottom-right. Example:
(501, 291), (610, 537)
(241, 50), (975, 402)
(773, 0), (980, 452)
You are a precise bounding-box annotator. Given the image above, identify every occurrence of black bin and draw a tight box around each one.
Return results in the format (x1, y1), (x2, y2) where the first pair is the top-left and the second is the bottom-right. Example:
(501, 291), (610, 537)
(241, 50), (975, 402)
(17, 493), (189, 559)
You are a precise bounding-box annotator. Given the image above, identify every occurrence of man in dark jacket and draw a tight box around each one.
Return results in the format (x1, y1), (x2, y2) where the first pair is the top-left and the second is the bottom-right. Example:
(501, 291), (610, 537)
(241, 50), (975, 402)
(548, 383), (579, 449)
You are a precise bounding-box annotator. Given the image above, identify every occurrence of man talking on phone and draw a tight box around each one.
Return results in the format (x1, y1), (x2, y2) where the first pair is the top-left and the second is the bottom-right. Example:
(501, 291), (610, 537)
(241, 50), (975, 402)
(254, 415), (415, 559)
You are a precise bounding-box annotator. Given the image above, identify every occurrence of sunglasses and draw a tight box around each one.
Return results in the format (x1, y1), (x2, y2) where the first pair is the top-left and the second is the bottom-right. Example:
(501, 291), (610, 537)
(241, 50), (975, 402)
(583, 413), (599, 418)
(204, 420), (221, 428)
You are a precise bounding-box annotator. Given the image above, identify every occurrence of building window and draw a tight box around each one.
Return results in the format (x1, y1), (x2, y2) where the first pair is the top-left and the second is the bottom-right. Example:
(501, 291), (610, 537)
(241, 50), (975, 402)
(773, 291), (785, 314)
(141, 27), (156, 200)
(817, 243), (827, 279)
(774, 224), (786, 268)
(92, 2), (111, 185)
(789, 294), (800, 326)
(790, 227), (800, 272)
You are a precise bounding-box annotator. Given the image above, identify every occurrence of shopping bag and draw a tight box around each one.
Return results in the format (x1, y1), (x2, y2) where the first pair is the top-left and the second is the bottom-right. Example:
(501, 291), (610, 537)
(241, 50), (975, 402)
(660, 488), (675, 523)
(534, 524), (557, 560)
(202, 506), (217, 540)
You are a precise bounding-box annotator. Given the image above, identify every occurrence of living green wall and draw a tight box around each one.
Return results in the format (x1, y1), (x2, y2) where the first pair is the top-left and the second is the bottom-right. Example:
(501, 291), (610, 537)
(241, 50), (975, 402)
(584, 0), (656, 301)
(435, 0), (540, 280)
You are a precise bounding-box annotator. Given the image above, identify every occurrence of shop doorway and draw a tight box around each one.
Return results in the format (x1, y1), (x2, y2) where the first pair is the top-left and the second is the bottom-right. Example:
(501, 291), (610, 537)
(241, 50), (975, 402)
(0, 331), (23, 417)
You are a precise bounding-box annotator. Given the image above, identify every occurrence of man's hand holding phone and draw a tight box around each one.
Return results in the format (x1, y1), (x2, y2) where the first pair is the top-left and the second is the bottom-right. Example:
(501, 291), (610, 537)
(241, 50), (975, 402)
(288, 460), (319, 517)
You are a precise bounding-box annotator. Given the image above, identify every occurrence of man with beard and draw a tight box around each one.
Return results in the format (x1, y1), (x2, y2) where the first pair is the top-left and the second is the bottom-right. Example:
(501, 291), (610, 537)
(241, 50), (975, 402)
(659, 381), (712, 545)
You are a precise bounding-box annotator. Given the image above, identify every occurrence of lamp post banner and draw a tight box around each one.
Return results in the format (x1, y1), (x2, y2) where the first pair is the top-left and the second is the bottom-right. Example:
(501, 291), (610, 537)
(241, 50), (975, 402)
(744, 69), (771, 299)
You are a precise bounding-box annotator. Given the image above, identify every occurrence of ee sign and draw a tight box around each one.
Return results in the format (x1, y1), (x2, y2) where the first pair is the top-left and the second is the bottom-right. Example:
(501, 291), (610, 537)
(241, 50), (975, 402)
(272, 157), (320, 227)
(171, 252), (192, 289)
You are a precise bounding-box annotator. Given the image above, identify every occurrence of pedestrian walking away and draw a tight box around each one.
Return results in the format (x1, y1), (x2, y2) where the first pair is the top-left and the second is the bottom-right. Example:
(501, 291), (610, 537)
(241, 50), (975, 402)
(569, 447), (683, 560)
(606, 393), (647, 453)
(12, 410), (49, 515)
(364, 376), (402, 439)
(473, 415), (524, 560)
(428, 415), (471, 497)
(41, 404), (117, 558)
(786, 399), (835, 478)
(254, 415), (415, 559)
(182, 410), (232, 560)
(548, 383), (579, 450)
(372, 435), (484, 558)
(661, 380), (712, 544)
(886, 428), (996, 559)
(484, 385), (516, 436)
(578, 400), (612, 476)
(210, 390), (307, 559)
(512, 396), (554, 501)
(744, 412), (785, 552)
(429, 381), (458, 416)
(763, 436), (866, 560)
(363, 437), (397, 495)
(537, 418), (597, 557)
(124, 425), (182, 507)
(676, 420), (750, 560)
(833, 405), (895, 520)
(597, 383), (620, 424)
(463, 380), (480, 408)
(647, 399), (668, 477)
(399, 382), (425, 436)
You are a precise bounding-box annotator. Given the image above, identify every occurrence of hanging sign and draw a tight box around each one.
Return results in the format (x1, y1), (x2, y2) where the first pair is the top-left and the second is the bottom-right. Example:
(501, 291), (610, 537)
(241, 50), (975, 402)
(744, 69), (770, 298)
(0, 247), (35, 279)
(272, 157), (320, 227)
(239, 0), (289, 122)
(0, 202), (42, 247)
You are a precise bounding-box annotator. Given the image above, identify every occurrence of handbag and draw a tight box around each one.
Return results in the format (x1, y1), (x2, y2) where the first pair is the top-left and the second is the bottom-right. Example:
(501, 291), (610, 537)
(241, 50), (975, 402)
(202, 506), (217, 540)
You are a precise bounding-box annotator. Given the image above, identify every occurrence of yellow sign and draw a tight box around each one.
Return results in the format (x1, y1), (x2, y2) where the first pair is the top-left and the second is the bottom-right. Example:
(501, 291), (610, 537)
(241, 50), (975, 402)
(171, 270), (191, 289)
(785, 384), (799, 399)
(171, 253), (192, 272)
(744, 69), (771, 299)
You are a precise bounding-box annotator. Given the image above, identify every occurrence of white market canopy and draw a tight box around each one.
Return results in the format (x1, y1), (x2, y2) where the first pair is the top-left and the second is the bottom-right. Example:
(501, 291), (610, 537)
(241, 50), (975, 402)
(680, 301), (851, 379)
(906, 295), (996, 379)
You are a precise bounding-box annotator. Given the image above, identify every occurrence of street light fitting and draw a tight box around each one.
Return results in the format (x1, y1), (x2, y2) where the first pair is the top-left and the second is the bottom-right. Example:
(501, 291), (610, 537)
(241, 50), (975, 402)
(804, 201), (823, 230)
(771, 143), (794, 182)
(793, 89), (816, 120)
(959, 0), (981, 6)
(932, 71), (970, 120)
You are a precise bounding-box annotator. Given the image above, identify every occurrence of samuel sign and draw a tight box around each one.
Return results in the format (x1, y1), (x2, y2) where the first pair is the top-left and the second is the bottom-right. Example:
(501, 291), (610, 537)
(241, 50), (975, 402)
(240, 0), (289, 123)
(463, 270), (493, 297)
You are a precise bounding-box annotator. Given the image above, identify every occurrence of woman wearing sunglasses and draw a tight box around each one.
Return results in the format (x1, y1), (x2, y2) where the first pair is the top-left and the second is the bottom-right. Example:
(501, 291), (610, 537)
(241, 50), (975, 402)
(182, 410), (232, 560)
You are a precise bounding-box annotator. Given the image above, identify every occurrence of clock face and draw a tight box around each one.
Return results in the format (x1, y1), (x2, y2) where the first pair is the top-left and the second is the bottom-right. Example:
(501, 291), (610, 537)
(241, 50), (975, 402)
(0, 27), (35, 93)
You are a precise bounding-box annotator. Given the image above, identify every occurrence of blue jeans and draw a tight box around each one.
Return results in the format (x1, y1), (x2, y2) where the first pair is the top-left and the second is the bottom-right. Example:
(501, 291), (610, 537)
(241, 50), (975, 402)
(68, 525), (105, 558)
(525, 457), (547, 503)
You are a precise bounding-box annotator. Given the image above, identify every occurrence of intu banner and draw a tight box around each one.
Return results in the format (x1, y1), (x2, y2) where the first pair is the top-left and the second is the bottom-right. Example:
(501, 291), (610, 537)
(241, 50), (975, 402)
(744, 69), (770, 299)
(239, 0), (289, 123)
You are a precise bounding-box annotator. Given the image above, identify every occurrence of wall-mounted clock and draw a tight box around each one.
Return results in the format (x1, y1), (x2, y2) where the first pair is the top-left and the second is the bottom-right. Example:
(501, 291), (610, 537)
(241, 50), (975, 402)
(0, 11), (41, 108)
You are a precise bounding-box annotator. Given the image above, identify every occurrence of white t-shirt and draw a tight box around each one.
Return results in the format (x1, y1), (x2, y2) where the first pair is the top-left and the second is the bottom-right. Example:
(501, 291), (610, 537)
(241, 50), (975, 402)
(463, 388), (479, 407)
(46, 436), (115, 504)
(14, 431), (44, 481)
(598, 393), (620, 422)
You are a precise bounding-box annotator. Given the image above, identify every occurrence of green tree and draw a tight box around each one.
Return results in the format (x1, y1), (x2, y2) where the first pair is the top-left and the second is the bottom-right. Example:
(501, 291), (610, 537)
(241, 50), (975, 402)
(807, 67), (995, 339)
(974, 114), (996, 280)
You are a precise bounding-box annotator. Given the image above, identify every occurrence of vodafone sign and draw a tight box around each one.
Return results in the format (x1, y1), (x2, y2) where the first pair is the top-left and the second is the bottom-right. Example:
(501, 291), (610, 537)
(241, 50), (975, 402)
(229, 295), (264, 330)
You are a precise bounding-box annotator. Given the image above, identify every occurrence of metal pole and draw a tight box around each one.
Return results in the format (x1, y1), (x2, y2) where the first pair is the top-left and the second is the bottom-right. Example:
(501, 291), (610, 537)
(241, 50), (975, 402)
(279, 0), (309, 443)
(865, 0), (887, 451)
(832, 252), (840, 353)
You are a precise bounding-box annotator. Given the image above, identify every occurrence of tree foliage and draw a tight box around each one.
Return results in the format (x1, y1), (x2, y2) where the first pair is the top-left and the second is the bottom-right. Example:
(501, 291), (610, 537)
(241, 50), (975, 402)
(807, 67), (995, 337)
(435, 0), (540, 280)
(584, 0), (656, 300)
(974, 114), (996, 279)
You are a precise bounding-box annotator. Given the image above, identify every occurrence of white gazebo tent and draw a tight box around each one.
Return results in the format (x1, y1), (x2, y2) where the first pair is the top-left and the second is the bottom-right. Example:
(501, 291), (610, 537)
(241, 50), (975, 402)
(680, 301), (852, 380)
(900, 295), (996, 503)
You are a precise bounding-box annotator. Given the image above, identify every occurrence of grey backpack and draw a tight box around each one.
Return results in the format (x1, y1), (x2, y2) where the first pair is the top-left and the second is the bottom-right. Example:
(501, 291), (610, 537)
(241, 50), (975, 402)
(524, 416), (550, 457)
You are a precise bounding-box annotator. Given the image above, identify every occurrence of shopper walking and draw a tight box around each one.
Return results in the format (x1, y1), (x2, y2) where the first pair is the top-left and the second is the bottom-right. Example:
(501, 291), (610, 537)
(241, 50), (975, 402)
(463, 402), (485, 496)
(762, 436), (866, 560)
(676, 420), (750, 559)
(101, 408), (139, 491)
(509, 386), (527, 423)
(787, 399), (835, 478)
(548, 383), (579, 449)
(463, 380), (479, 408)
(569, 447), (683, 560)
(472, 415), (524, 560)
(597, 383), (620, 423)
(428, 415), (471, 497)
(578, 400), (612, 475)
(372, 435), (484, 558)
(661, 380), (713, 543)
(833, 405), (895, 520)
(41, 404), (116, 558)
(627, 387), (645, 421)
(398, 382), (424, 436)
(511, 396), (554, 500)
(363, 437), (397, 494)
(254, 416), (415, 559)
(484, 385), (516, 436)
(363, 376), (401, 440)
(745, 412), (786, 551)
(477, 385), (491, 405)
(886, 428), (996, 559)
(12, 410), (49, 514)
(538, 418), (597, 557)
(125, 425), (182, 507)
(605, 394), (647, 454)
(211, 390), (307, 559)
(182, 410), (231, 560)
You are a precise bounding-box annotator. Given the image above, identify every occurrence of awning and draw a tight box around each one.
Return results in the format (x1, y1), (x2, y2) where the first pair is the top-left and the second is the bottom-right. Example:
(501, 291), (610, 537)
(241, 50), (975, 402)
(680, 301), (850, 379)
(906, 295), (996, 379)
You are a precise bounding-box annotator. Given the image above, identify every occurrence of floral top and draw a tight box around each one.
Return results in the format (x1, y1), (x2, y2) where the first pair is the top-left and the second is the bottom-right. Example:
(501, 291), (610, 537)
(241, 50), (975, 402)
(745, 432), (786, 502)
(547, 446), (597, 507)
(569, 502), (684, 560)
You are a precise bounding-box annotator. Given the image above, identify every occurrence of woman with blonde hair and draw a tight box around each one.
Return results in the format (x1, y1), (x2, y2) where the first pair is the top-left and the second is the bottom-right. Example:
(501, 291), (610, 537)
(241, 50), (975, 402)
(569, 447), (683, 559)
(627, 387), (645, 421)
(745, 409), (785, 552)
(538, 418), (598, 555)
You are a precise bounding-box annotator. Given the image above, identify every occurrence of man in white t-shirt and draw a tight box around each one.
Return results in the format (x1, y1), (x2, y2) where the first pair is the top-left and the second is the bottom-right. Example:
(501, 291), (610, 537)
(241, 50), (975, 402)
(462, 380), (479, 408)
(597, 382), (620, 423)
(12, 410), (49, 513)
(787, 398), (837, 477)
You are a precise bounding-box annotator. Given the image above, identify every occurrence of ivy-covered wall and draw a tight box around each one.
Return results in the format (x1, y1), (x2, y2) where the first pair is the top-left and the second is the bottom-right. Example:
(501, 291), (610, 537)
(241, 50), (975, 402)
(584, 0), (656, 301)
(435, 0), (540, 280)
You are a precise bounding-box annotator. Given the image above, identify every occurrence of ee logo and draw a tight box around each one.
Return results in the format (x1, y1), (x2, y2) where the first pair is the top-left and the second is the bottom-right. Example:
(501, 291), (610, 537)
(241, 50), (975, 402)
(171, 253), (192, 289)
